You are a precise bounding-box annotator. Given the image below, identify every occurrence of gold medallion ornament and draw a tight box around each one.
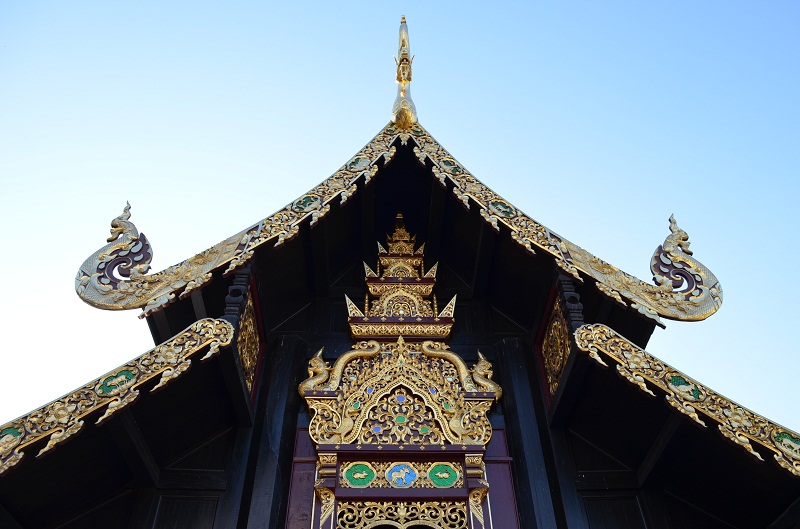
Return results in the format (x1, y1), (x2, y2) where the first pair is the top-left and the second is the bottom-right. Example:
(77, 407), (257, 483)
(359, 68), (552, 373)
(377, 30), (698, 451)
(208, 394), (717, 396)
(542, 298), (570, 395)
(575, 324), (800, 478)
(340, 461), (463, 489)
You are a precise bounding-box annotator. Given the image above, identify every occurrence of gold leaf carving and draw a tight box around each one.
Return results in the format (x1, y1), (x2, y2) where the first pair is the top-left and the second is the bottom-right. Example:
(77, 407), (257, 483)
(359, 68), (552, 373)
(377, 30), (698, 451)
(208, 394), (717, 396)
(542, 298), (570, 396)
(77, 122), (722, 325)
(301, 338), (498, 446)
(237, 292), (260, 392)
(336, 501), (467, 529)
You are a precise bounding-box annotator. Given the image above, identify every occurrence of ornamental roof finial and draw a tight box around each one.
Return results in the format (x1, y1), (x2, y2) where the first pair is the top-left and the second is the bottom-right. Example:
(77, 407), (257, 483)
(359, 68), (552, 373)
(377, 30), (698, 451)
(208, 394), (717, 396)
(391, 16), (417, 129)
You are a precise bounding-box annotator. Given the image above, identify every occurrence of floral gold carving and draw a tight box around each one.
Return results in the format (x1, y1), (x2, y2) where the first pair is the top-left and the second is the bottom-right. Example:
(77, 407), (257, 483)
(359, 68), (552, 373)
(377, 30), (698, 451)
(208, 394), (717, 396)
(315, 486), (336, 526)
(0, 319), (233, 475)
(469, 484), (489, 527)
(542, 298), (570, 396)
(575, 324), (800, 478)
(237, 292), (260, 392)
(319, 453), (337, 466)
(337, 501), (467, 529)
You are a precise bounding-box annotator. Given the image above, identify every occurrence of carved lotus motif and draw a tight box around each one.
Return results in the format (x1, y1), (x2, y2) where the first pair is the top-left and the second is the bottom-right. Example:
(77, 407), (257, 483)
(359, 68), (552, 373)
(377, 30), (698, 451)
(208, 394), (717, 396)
(723, 407), (753, 430)
(153, 346), (180, 365)
(621, 349), (652, 372)
(44, 402), (76, 426)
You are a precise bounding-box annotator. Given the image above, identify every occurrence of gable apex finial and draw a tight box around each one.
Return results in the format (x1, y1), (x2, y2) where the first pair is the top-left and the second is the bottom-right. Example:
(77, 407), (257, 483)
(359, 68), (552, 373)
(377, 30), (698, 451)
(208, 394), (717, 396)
(391, 16), (417, 129)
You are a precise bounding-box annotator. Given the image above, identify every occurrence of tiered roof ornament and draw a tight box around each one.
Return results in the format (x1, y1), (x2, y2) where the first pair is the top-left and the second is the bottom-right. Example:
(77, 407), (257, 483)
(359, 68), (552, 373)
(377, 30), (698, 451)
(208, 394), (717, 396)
(344, 213), (456, 342)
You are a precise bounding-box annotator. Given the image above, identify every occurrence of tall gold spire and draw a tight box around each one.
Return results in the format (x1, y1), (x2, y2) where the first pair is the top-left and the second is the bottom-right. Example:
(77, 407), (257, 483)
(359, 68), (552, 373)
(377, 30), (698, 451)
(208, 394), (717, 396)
(391, 16), (417, 129)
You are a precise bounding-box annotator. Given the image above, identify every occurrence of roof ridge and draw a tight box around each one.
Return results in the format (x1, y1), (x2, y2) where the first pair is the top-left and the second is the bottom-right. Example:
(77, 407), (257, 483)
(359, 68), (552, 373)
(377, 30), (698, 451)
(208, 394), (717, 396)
(75, 123), (722, 325)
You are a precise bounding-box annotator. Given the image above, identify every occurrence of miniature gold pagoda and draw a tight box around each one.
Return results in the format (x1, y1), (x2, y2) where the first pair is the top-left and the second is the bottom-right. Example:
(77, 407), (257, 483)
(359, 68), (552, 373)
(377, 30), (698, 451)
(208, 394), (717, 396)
(344, 213), (456, 342)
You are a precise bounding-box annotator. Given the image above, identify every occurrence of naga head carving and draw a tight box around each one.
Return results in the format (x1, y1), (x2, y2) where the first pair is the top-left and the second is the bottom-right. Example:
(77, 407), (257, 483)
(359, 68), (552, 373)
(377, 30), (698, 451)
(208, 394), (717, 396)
(667, 214), (692, 255)
(473, 351), (494, 380)
(107, 202), (138, 243)
(307, 347), (330, 377)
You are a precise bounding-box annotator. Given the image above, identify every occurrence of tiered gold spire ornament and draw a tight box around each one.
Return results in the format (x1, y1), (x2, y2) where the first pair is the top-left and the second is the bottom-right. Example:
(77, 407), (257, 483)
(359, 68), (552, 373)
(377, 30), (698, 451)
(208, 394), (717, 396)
(300, 213), (501, 528)
(344, 213), (456, 342)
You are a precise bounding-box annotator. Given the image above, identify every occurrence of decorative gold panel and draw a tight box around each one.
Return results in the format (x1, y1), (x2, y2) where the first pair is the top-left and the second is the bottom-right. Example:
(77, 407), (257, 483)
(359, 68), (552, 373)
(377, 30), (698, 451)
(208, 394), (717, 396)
(337, 501), (467, 529)
(542, 298), (570, 396)
(237, 292), (260, 392)
(300, 338), (499, 446)
(0, 319), (234, 475)
(575, 324), (800, 478)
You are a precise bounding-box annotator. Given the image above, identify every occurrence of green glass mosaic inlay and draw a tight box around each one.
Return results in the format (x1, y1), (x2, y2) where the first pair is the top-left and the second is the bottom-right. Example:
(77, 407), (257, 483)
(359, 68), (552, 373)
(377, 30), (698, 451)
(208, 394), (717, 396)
(429, 463), (458, 487)
(344, 463), (375, 487)
(0, 427), (21, 438)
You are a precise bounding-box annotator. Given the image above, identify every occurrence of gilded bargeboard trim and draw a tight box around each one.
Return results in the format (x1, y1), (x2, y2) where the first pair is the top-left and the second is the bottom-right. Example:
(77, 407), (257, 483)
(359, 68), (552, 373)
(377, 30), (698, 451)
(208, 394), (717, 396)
(0, 318), (234, 475)
(75, 123), (721, 325)
(575, 323), (800, 478)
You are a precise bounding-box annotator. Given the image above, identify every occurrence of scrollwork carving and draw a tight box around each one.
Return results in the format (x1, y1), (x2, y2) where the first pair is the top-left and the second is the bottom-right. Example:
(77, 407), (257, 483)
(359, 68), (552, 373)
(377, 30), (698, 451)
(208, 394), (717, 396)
(237, 293), (260, 393)
(337, 501), (467, 529)
(301, 338), (498, 446)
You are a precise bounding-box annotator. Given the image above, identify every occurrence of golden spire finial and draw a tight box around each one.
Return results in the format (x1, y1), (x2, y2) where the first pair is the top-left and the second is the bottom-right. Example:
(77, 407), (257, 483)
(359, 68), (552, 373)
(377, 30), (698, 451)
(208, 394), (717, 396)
(391, 16), (417, 129)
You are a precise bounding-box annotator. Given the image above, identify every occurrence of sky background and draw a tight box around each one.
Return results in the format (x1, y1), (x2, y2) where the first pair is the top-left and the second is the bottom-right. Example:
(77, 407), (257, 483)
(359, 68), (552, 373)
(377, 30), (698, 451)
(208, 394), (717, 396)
(1, 3), (798, 434)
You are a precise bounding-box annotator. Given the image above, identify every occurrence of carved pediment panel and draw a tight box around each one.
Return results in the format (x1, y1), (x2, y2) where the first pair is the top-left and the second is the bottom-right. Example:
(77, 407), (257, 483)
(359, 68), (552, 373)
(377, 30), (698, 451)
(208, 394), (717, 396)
(300, 338), (500, 447)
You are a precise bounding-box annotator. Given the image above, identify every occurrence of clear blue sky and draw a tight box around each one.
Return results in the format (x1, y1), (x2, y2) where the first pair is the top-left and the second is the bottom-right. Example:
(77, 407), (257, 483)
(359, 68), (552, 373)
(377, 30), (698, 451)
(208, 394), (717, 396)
(1, 3), (798, 432)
